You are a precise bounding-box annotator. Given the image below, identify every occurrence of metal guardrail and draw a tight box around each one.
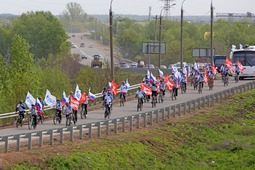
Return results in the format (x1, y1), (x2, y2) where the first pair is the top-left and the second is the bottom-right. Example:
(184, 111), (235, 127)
(0, 81), (254, 153)
(0, 84), (140, 126)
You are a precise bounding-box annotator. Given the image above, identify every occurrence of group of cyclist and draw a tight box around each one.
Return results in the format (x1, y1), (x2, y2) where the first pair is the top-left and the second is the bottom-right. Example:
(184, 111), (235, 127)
(219, 64), (241, 84)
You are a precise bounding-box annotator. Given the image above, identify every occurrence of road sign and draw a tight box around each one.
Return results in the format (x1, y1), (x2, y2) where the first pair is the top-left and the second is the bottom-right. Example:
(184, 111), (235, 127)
(142, 42), (166, 54)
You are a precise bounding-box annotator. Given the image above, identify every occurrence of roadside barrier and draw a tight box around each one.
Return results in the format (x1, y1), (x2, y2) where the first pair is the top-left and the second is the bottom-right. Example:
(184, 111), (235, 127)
(0, 81), (254, 153)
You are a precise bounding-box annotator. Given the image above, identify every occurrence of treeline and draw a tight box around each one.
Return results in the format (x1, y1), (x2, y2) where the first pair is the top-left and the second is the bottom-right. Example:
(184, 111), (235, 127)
(0, 11), (143, 114)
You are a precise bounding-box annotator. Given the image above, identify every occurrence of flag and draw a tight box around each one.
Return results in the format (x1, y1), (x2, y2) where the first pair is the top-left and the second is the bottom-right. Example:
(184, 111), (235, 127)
(150, 72), (156, 84)
(225, 57), (233, 73)
(74, 84), (82, 100)
(158, 69), (164, 77)
(88, 89), (96, 102)
(240, 44), (243, 49)
(212, 65), (217, 75)
(182, 67), (188, 82)
(204, 71), (208, 84)
(35, 98), (43, 116)
(194, 62), (198, 71)
(125, 79), (130, 90)
(25, 91), (36, 109)
(79, 92), (86, 103)
(237, 61), (245, 73)
(62, 91), (68, 106)
(141, 83), (152, 96)
(164, 75), (174, 91)
(172, 66), (178, 73)
(111, 80), (118, 96)
(147, 69), (150, 78)
(70, 94), (79, 111)
(44, 89), (56, 107)
(232, 44), (236, 51)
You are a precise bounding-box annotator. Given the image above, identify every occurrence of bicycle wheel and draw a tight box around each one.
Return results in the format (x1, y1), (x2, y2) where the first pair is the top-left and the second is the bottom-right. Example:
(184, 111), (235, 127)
(81, 108), (84, 119)
(16, 118), (20, 128)
(53, 114), (57, 125)
(66, 117), (70, 127)
(28, 116), (32, 130)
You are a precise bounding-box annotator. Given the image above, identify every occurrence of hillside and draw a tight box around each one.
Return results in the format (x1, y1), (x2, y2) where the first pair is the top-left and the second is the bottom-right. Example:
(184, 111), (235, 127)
(1, 88), (255, 169)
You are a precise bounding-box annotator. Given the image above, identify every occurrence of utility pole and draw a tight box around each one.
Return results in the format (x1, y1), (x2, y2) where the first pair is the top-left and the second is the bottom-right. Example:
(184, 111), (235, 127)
(210, 1), (214, 65)
(180, 0), (186, 70)
(109, 0), (114, 80)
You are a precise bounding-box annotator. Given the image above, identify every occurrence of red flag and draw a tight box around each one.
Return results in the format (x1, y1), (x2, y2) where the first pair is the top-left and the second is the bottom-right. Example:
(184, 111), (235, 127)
(212, 65), (217, 75)
(79, 92), (86, 103)
(204, 71), (208, 84)
(111, 80), (119, 96)
(237, 61), (245, 73)
(141, 83), (152, 96)
(225, 57), (233, 73)
(164, 75), (174, 91)
(70, 94), (79, 111)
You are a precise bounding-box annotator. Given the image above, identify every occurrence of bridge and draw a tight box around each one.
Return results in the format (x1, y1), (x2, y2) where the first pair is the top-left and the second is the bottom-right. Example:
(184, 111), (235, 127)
(0, 79), (254, 152)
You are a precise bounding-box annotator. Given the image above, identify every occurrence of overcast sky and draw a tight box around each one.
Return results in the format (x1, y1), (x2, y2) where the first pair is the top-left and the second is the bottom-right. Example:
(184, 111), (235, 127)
(1, 0), (254, 16)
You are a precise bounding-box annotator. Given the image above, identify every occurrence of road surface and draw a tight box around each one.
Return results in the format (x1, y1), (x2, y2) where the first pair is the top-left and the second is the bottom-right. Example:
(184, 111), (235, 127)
(0, 78), (251, 137)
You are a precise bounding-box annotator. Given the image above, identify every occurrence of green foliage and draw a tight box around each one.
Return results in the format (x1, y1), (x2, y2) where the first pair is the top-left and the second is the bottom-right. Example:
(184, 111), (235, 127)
(8, 89), (255, 169)
(12, 11), (68, 60)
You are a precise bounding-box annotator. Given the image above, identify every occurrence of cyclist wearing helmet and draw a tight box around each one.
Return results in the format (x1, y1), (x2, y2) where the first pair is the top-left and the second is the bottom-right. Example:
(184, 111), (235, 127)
(16, 101), (26, 120)
(119, 81), (128, 102)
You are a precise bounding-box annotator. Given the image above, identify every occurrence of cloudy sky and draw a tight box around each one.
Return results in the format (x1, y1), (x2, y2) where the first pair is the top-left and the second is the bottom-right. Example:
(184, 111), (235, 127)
(1, 0), (254, 16)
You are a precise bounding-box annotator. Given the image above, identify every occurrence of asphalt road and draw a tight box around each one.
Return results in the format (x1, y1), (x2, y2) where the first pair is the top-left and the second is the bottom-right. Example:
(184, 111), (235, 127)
(0, 78), (252, 137)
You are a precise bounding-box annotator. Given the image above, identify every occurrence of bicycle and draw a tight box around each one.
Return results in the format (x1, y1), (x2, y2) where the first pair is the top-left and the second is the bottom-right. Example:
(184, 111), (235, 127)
(28, 114), (37, 130)
(66, 114), (72, 127)
(193, 79), (198, 90)
(158, 91), (163, 103)
(16, 113), (24, 128)
(120, 93), (125, 107)
(224, 74), (229, 86)
(198, 82), (203, 94)
(80, 105), (87, 119)
(144, 95), (149, 103)
(104, 103), (111, 120)
(235, 73), (239, 83)
(37, 112), (44, 124)
(151, 95), (157, 108)
(208, 79), (214, 90)
(171, 88), (177, 100)
(181, 82), (186, 94)
(53, 109), (61, 125)
(137, 98), (143, 111)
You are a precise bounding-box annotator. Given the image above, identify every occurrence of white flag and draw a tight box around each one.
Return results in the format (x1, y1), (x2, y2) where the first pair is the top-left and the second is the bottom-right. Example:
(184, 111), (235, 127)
(74, 84), (82, 100)
(232, 45), (236, 51)
(194, 62), (198, 71)
(125, 79), (130, 90)
(44, 89), (56, 107)
(240, 44), (243, 49)
(25, 91), (36, 109)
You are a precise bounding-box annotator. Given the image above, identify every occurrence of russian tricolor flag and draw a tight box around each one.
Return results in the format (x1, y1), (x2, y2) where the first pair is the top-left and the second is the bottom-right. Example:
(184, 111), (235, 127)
(36, 98), (43, 116)
(150, 72), (156, 84)
(158, 69), (164, 77)
(62, 91), (68, 106)
(88, 90), (96, 102)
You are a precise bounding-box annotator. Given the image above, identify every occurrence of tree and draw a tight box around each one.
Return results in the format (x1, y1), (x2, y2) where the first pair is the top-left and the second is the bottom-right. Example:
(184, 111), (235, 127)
(12, 11), (68, 60)
(60, 2), (87, 33)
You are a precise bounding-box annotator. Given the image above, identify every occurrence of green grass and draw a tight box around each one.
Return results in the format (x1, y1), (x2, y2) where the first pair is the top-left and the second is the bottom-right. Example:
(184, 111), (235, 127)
(9, 89), (255, 170)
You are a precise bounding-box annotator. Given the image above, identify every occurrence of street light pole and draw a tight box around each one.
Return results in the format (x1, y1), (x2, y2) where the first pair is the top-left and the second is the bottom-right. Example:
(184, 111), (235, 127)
(180, 0), (186, 69)
(210, 1), (214, 65)
(109, 0), (114, 80)
(159, 9), (164, 69)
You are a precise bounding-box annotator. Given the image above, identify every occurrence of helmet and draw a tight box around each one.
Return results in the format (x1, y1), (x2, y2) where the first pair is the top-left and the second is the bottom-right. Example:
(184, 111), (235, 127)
(138, 87), (141, 90)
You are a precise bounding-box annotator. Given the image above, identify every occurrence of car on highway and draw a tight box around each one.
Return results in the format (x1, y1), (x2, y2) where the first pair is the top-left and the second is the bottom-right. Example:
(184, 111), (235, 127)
(89, 45), (94, 48)
(120, 61), (129, 68)
(160, 65), (167, 69)
(71, 44), (77, 48)
(145, 64), (155, 69)
(80, 43), (85, 47)
(130, 62), (138, 68)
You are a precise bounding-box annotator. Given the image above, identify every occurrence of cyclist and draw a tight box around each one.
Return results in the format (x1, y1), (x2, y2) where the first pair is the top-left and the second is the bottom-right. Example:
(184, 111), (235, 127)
(104, 91), (113, 112)
(142, 75), (149, 83)
(119, 81), (128, 102)
(170, 73), (178, 98)
(81, 95), (89, 118)
(151, 81), (158, 103)
(159, 79), (166, 98)
(16, 101), (26, 121)
(64, 102), (73, 123)
(55, 99), (62, 122)
(181, 72), (187, 92)
(135, 87), (145, 104)
(198, 73), (204, 90)
(235, 64), (240, 81)
(30, 104), (37, 127)
(223, 65), (230, 84)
